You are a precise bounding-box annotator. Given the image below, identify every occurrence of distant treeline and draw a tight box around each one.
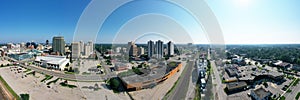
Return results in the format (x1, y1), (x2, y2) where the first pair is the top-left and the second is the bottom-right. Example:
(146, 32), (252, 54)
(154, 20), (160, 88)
(226, 44), (300, 65)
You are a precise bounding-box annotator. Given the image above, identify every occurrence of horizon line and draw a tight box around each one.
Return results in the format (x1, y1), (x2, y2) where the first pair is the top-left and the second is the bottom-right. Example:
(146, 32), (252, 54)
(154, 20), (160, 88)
(1, 41), (300, 45)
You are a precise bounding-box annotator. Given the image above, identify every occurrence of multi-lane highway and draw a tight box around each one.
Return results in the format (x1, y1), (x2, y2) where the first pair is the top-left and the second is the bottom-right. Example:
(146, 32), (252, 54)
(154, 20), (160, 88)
(167, 60), (194, 100)
(167, 53), (198, 100)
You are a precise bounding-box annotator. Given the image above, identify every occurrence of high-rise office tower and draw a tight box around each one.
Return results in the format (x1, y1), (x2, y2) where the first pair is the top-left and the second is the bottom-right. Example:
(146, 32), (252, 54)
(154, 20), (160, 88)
(79, 41), (84, 55)
(46, 40), (49, 46)
(128, 41), (134, 48)
(147, 40), (154, 58)
(155, 40), (164, 58)
(167, 41), (174, 56)
(129, 42), (138, 57)
(52, 36), (65, 55)
(71, 42), (81, 58)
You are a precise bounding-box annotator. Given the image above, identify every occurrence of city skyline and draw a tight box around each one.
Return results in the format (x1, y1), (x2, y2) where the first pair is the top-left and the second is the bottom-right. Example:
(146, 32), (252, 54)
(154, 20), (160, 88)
(1, 1), (300, 100)
(0, 0), (300, 44)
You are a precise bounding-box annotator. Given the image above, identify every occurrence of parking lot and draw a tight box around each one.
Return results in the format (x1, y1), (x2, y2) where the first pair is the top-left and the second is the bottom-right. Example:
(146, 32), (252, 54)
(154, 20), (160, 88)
(0, 58), (10, 66)
(0, 66), (130, 100)
(73, 59), (104, 75)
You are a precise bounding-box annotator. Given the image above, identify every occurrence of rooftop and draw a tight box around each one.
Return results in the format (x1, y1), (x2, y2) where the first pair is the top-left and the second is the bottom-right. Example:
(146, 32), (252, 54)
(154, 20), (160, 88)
(226, 81), (247, 90)
(120, 65), (166, 84)
(252, 87), (271, 99)
(120, 62), (181, 84)
(237, 66), (284, 81)
(35, 55), (68, 65)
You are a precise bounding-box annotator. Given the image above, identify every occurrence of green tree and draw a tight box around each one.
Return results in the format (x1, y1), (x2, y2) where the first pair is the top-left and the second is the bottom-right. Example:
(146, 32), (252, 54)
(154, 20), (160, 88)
(20, 94), (30, 100)
(65, 63), (70, 67)
(248, 62), (252, 65)
(263, 82), (268, 87)
(255, 62), (258, 65)
(279, 96), (286, 100)
(32, 71), (36, 76)
(95, 55), (98, 60)
(69, 67), (74, 72)
(295, 92), (300, 100)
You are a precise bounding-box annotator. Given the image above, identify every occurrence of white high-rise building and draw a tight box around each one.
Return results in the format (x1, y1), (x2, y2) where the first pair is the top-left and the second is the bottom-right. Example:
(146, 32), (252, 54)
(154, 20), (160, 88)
(88, 41), (94, 53)
(147, 40), (154, 58)
(20, 42), (25, 48)
(138, 47), (144, 56)
(71, 42), (81, 59)
(7, 43), (14, 49)
(116, 47), (122, 53)
(167, 41), (174, 56)
(84, 44), (92, 56)
(155, 40), (163, 58)
(37, 44), (44, 50)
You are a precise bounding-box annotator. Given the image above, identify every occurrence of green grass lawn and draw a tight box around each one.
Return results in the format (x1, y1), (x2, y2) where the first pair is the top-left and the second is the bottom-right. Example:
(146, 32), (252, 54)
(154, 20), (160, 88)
(23, 68), (31, 73)
(40, 75), (53, 82)
(46, 78), (60, 85)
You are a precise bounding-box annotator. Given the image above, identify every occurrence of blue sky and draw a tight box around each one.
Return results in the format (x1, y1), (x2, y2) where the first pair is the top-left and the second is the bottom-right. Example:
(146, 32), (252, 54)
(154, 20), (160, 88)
(0, 0), (90, 43)
(206, 0), (300, 44)
(0, 0), (300, 44)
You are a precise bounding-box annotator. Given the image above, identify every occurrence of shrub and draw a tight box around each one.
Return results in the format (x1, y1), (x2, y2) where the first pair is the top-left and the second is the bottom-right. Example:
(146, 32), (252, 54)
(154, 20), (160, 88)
(132, 67), (143, 75)
(20, 94), (30, 100)
(60, 82), (77, 88)
(279, 96), (285, 100)
(287, 89), (292, 93)
(295, 92), (300, 100)
(106, 78), (122, 93)
(293, 78), (300, 86)
(46, 78), (60, 85)
(263, 82), (268, 87)
(40, 75), (53, 82)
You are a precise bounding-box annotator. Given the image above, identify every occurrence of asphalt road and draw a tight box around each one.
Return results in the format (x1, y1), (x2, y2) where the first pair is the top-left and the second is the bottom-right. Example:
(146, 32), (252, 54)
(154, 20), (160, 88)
(0, 89), (5, 100)
(283, 79), (300, 100)
(95, 51), (117, 79)
(20, 64), (105, 81)
(168, 60), (194, 100)
(211, 60), (227, 100)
